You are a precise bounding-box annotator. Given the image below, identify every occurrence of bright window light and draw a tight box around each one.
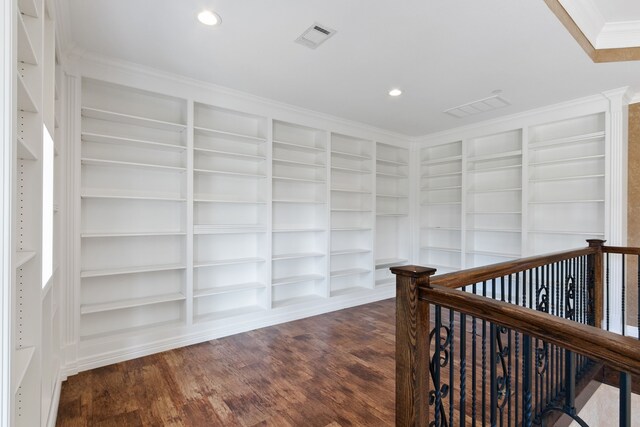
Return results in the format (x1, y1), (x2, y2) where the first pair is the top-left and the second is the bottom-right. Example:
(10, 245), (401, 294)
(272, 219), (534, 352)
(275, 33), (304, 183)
(42, 125), (54, 288)
(198, 10), (221, 26)
(389, 88), (402, 97)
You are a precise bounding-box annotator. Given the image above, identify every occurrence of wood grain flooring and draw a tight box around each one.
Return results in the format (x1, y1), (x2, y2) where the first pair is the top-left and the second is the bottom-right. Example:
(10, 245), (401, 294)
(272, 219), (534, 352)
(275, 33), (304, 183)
(56, 299), (397, 427)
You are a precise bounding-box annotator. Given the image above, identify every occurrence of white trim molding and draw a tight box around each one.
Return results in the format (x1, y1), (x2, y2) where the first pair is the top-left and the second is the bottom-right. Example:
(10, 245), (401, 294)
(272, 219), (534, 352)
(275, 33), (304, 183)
(0, 0), (15, 425)
(603, 86), (632, 333)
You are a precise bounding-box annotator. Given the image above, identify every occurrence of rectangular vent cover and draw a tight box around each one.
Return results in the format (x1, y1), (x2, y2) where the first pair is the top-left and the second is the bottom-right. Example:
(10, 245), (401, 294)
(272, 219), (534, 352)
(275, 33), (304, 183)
(295, 23), (337, 49)
(444, 94), (510, 118)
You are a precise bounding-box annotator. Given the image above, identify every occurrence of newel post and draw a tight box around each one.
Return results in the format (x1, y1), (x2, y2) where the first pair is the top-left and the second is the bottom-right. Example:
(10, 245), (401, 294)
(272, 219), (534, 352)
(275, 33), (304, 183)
(587, 239), (606, 328)
(391, 265), (437, 427)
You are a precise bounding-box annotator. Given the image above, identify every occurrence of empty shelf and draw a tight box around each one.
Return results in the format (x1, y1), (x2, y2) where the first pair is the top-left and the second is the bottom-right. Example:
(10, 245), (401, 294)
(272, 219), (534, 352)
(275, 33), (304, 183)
(81, 264), (186, 278)
(330, 268), (370, 277)
(194, 282), (266, 298)
(81, 293), (186, 314)
(272, 252), (325, 260)
(82, 132), (186, 151)
(195, 257), (266, 268)
(81, 158), (186, 172)
(12, 346), (35, 394)
(15, 251), (36, 268)
(82, 107), (187, 132)
(375, 258), (408, 269)
(272, 274), (324, 286)
(194, 126), (266, 144)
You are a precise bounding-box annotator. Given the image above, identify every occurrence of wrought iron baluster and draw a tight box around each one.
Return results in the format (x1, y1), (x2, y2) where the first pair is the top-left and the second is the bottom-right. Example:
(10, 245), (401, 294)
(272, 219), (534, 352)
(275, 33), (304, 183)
(459, 312), (466, 427)
(482, 281), (487, 427)
(622, 254), (626, 336)
(620, 372), (631, 427)
(472, 284), (477, 427)
(637, 255), (640, 340)
(522, 335), (532, 427)
(606, 252), (610, 330)
(449, 309), (454, 425)
(515, 272), (520, 426)
(490, 323), (497, 427)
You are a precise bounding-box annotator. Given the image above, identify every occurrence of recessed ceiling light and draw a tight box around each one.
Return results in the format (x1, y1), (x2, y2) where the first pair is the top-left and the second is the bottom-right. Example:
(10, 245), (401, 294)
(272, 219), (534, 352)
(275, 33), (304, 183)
(198, 10), (221, 26)
(389, 89), (402, 97)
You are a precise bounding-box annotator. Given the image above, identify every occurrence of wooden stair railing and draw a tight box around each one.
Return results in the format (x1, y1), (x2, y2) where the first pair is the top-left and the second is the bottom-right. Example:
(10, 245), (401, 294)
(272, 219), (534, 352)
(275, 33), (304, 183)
(393, 240), (640, 427)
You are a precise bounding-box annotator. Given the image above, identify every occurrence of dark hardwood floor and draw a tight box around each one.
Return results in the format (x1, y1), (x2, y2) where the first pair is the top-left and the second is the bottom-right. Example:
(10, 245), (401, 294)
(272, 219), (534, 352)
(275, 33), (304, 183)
(56, 299), (397, 427)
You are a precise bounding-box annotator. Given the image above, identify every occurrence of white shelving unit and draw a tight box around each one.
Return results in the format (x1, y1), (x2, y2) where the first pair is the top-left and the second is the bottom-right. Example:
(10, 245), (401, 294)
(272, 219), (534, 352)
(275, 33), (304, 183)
(465, 130), (523, 267)
(375, 142), (409, 287)
(419, 141), (463, 274)
(10, 0), (62, 425)
(527, 113), (606, 254)
(272, 121), (328, 307)
(80, 79), (188, 340)
(193, 104), (269, 321)
(330, 133), (374, 296)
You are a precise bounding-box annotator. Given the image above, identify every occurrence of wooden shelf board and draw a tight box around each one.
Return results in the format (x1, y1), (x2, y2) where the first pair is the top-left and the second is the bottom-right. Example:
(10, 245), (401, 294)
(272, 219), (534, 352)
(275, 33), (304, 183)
(421, 202), (462, 206)
(421, 246), (461, 253)
(81, 293), (186, 315)
(272, 199), (325, 204)
(422, 185), (462, 191)
(17, 72), (37, 113)
(421, 171), (463, 178)
(376, 171), (408, 178)
(15, 251), (36, 269)
(331, 208), (372, 212)
(195, 257), (266, 268)
(330, 268), (370, 278)
(82, 132), (186, 152)
(529, 131), (605, 150)
(194, 225), (266, 234)
(331, 188), (371, 194)
(194, 168), (266, 179)
(468, 164), (522, 174)
(377, 193), (408, 199)
(331, 248), (371, 256)
(194, 198), (266, 204)
(467, 149), (522, 162)
(195, 306), (266, 323)
(81, 231), (186, 238)
(272, 158), (325, 168)
(272, 228), (325, 233)
(81, 193), (186, 202)
(421, 155), (462, 166)
(421, 226), (461, 231)
(529, 174), (604, 183)
(467, 211), (521, 215)
(529, 199), (604, 204)
(529, 154), (604, 167)
(331, 150), (371, 161)
(467, 228), (521, 233)
(272, 274), (324, 286)
(375, 258), (408, 269)
(466, 250), (520, 258)
(331, 166), (371, 174)
(272, 294), (324, 309)
(81, 264), (186, 278)
(468, 187), (521, 194)
(12, 346), (35, 394)
(194, 146), (265, 161)
(17, 13), (37, 65)
(81, 158), (186, 172)
(272, 252), (324, 260)
(194, 282), (266, 298)
(376, 158), (408, 166)
(529, 230), (604, 236)
(272, 139), (324, 153)
(331, 227), (371, 232)
(376, 213), (408, 217)
(194, 126), (265, 144)
(82, 107), (187, 132)
(272, 175), (325, 184)
(17, 136), (37, 160)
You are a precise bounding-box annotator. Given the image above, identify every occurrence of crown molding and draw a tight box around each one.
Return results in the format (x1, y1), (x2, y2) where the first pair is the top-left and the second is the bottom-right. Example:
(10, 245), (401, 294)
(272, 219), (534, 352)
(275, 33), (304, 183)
(598, 21), (640, 49)
(67, 48), (412, 144)
(558, 0), (605, 48)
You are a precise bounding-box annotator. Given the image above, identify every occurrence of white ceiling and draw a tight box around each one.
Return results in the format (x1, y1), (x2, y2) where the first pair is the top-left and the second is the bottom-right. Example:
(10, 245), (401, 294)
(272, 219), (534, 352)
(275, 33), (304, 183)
(60, 0), (640, 136)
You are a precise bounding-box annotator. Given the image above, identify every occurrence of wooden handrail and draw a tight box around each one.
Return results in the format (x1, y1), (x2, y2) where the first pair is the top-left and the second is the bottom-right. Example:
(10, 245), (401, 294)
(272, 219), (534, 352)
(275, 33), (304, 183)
(430, 246), (596, 289)
(603, 245), (640, 255)
(420, 285), (640, 377)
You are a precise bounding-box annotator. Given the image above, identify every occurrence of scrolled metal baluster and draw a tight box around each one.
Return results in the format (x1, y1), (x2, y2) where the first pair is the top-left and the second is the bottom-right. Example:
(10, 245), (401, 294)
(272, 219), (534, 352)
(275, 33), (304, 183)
(429, 306), (451, 427)
(459, 313), (466, 427)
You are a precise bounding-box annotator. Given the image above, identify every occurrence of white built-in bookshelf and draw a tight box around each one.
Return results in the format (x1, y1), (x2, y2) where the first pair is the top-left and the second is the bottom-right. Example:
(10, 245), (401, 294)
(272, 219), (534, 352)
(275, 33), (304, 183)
(419, 141), (463, 273)
(272, 121), (327, 307)
(76, 78), (402, 364)
(527, 113), (605, 254)
(375, 143), (410, 287)
(330, 133), (374, 296)
(418, 112), (607, 272)
(11, 0), (61, 425)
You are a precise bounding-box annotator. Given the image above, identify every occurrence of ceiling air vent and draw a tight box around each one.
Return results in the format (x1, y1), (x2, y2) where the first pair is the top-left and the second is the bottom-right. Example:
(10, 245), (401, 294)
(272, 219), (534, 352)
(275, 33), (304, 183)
(295, 23), (337, 49)
(444, 92), (510, 119)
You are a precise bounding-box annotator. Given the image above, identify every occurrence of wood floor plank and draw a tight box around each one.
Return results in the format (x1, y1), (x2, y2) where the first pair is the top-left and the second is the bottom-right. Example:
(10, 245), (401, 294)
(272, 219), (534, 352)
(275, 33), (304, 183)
(57, 300), (397, 427)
